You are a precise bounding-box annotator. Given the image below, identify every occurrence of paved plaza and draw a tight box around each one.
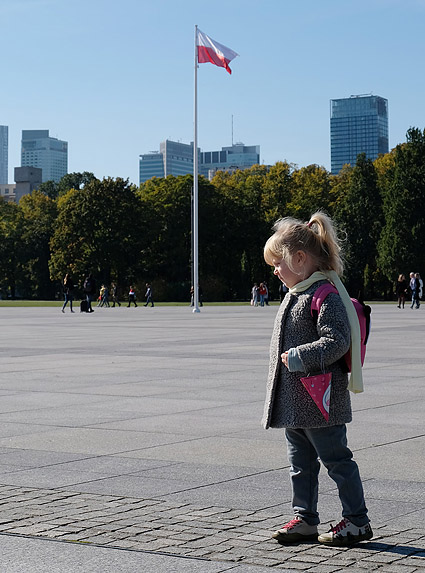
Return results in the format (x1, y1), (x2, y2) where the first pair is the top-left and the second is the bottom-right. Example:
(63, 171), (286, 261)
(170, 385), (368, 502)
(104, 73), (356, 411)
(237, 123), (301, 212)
(0, 303), (424, 572)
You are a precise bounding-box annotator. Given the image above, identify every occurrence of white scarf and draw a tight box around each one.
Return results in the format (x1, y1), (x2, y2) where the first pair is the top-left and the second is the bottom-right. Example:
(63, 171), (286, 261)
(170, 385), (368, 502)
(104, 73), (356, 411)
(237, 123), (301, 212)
(288, 271), (363, 394)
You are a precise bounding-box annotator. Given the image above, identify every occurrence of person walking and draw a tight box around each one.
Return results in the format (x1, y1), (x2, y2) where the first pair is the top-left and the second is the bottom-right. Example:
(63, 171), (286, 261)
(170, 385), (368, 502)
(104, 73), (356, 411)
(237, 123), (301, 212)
(410, 272), (420, 309)
(100, 285), (110, 307)
(127, 285), (137, 307)
(111, 283), (121, 307)
(395, 274), (408, 309)
(263, 282), (270, 305)
(262, 211), (372, 547)
(97, 285), (105, 307)
(61, 273), (75, 313)
(251, 283), (259, 306)
(83, 273), (96, 313)
(144, 283), (154, 307)
(258, 283), (267, 307)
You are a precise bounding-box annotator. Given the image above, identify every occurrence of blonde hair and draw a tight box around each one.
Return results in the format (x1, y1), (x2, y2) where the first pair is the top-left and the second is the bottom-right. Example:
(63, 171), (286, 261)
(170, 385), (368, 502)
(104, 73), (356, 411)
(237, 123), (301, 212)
(264, 211), (344, 276)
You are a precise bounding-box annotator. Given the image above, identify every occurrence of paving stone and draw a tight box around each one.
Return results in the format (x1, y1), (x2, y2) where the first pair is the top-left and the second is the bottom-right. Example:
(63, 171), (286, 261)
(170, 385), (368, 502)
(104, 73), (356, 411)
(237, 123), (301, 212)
(0, 305), (423, 571)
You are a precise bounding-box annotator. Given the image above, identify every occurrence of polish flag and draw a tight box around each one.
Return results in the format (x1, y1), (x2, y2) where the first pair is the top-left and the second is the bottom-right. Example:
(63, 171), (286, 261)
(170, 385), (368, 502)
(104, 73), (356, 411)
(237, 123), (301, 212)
(197, 29), (238, 74)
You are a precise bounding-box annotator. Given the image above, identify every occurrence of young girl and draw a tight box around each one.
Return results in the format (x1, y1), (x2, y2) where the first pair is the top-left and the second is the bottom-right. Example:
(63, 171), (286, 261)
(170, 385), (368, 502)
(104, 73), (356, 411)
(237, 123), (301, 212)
(262, 211), (372, 547)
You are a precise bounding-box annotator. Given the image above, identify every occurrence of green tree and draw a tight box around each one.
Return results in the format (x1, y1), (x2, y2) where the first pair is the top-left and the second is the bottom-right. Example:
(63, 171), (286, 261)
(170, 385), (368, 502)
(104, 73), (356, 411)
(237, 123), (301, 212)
(335, 153), (382, 298)
(19, 190), (58, 298)
(287, 164), (332, 221)
(57, 172), (97, 197)
(0, 199), (23, 298)
(49, 178), (144, 289)
(138, 174), (231, 300)
(378, 128), (425, 286)
(38, 180), (58, 200)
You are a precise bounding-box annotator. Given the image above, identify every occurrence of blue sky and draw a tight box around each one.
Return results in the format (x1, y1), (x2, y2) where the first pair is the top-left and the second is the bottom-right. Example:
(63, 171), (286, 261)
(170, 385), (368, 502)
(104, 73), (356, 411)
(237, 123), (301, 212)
(2, 0), (425, 185)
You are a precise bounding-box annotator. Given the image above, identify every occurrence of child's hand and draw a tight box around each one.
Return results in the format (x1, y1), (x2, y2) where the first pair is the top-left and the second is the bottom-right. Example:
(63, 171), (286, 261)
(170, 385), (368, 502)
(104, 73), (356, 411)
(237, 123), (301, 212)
(281, 352), (289, 368)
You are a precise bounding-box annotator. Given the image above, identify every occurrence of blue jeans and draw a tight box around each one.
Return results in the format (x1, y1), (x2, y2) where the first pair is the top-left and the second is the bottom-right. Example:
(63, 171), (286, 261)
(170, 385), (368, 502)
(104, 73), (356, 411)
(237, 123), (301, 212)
(411, 291), (420, 308)
(285, 425), (369, 527)
(62, 293), (73, 310)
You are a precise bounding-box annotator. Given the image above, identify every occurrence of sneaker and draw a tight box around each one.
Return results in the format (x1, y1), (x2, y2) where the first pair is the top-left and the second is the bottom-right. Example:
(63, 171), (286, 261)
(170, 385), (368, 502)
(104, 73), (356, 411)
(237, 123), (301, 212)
(272, 518), (318, 543)
(318, 518), (373, 546)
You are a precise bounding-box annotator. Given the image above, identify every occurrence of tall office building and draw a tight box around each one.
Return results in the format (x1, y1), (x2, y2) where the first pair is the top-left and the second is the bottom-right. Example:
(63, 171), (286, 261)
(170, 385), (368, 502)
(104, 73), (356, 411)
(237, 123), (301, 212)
(330, 94), (389, 175)
(139, 140), (260, 183)
(21, 130), (68, 182)
(139, 140), (196, 183)
(0, 125), (8, 184)
(200, 143), (260, 178)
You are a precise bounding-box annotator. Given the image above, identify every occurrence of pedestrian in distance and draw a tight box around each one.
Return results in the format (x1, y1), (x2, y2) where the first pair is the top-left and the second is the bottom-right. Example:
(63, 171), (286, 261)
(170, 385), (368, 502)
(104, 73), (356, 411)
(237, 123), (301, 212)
(190, 285), (203, 307)
(144, 283), (154, 307)
(100, 285), (110, 307)
(262, 211), (372, 547)
(127, 285), (137, 307)
(61, 273), (75, 313)
(409, 272), (420, 309)
(251, 283), (259, 306)
(263, 281), (270, 305)
(82, 273), (96, 313)
(395, 274), (408, 309)
(111, 283), (121, 307)
(258, 282), (267, 306)
(97, 285), (105, 307)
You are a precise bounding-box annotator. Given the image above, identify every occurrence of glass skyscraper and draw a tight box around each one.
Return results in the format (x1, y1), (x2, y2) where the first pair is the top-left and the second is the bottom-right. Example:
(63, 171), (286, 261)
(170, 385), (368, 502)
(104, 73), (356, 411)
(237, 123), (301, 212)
(0, 125), (8, 184)
(21, 130), (68, 183)
(330, 95), (389, 175)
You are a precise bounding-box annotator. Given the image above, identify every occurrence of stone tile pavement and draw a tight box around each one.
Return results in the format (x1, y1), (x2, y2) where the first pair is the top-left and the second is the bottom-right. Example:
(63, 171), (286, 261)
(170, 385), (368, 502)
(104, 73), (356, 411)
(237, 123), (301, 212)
(0, 304), (424, 571)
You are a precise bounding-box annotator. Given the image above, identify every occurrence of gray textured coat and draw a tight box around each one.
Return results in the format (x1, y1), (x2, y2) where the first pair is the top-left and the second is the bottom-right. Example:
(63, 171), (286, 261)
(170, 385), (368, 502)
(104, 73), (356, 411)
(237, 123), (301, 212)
(262, 281), (352, 429)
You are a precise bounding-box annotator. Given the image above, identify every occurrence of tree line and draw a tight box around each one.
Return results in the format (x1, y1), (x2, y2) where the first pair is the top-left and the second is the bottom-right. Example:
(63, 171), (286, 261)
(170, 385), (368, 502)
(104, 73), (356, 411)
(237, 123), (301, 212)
(1, 127), (425, 302)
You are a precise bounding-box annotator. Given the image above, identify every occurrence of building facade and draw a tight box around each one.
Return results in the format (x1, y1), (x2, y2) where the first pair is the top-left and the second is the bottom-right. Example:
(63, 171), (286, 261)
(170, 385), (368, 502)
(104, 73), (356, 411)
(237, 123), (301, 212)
(199, 143), (260, 179)
(0, 125), (8, 184)
(0, 183), (16, 202)
(21, 130), (68, 183)
(330, 94), (389, 175)
(14, 167), (42, 202)
(139, 140), (260, 183)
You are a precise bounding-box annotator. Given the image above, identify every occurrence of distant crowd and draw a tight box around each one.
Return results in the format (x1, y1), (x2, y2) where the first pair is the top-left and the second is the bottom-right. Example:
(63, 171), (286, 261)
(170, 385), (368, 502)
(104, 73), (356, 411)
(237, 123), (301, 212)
(395, 272), (423, 309)
(61, 273), (154, 313)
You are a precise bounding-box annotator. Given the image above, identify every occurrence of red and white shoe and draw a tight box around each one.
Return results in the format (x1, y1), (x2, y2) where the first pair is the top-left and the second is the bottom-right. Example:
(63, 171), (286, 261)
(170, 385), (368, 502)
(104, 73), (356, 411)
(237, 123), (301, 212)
(318, 518), (373, 546)
(272, 517), (318, 543)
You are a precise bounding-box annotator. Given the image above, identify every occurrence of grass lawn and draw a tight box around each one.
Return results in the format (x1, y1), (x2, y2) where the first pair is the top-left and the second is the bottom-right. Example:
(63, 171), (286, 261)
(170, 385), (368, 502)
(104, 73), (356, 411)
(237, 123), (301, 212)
(0, 300), (263, 307)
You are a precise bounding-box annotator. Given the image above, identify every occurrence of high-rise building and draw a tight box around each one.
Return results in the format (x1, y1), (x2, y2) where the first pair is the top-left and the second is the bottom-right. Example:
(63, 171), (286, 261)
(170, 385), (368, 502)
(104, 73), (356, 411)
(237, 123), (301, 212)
(139, 140), (197, 183)
(200, 143), (260, 178)
(21, 130), (68, 183)
(0, 125), (8, 184)
(330, 94), (389, 175)
(139, 140), (260, 184)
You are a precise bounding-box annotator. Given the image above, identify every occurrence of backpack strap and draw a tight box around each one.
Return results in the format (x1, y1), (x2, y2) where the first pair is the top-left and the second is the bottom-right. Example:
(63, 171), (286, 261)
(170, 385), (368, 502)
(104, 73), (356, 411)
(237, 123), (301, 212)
(310, 283), (338, 317)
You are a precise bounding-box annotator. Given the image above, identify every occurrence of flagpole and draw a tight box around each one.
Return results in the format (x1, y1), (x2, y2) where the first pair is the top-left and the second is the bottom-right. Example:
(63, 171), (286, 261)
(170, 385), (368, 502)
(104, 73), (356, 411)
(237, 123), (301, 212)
(192, 25), (200, 313)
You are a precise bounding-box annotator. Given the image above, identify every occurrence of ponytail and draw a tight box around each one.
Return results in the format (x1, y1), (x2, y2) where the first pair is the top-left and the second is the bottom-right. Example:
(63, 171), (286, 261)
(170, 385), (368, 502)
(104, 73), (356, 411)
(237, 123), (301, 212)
(306, 211), (344, 276)
(264, 211), (344, 276)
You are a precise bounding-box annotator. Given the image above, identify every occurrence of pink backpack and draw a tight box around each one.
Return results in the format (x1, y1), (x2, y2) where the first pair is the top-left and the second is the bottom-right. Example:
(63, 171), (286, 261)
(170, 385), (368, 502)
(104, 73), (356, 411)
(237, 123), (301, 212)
(310, 283), (371, 371)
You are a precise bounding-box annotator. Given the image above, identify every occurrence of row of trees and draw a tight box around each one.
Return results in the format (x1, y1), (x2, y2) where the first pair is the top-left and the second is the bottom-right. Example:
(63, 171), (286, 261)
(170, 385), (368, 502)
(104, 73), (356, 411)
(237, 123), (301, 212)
(1, 128), (425, 301)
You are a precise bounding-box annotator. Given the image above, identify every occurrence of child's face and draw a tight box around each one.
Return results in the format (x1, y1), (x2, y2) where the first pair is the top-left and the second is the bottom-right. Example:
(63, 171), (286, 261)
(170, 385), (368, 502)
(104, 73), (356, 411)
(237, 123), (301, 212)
(272, 256), (300, 288)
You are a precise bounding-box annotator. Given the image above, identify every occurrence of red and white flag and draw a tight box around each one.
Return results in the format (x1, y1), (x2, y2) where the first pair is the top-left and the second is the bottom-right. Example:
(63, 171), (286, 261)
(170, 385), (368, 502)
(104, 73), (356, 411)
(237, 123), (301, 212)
(196, 29), (238, 74)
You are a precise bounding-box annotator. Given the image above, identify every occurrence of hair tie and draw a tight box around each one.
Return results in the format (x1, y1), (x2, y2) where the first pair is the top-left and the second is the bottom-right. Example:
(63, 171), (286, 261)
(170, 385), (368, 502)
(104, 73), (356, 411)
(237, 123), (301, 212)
(306, 221), (313, 228)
